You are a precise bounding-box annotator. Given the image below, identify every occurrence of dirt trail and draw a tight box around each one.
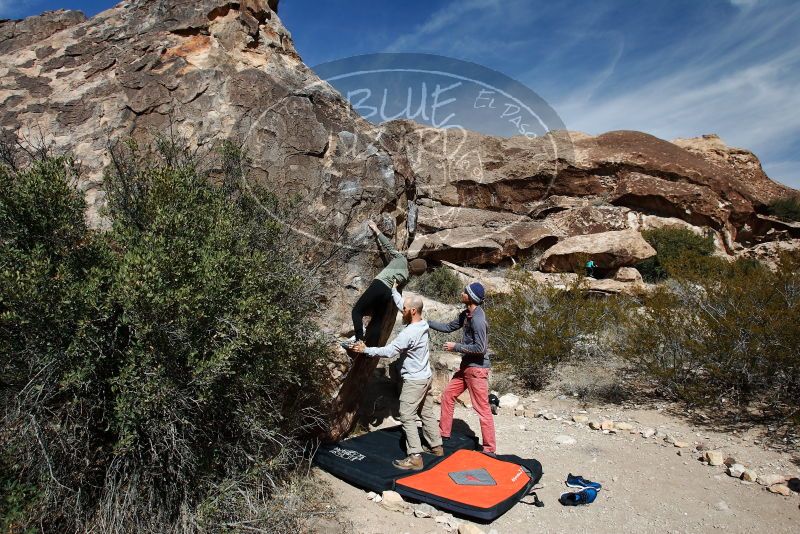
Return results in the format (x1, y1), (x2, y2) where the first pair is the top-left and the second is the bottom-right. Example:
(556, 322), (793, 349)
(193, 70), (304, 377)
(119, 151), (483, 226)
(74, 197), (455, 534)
(316, 396), (800, 534)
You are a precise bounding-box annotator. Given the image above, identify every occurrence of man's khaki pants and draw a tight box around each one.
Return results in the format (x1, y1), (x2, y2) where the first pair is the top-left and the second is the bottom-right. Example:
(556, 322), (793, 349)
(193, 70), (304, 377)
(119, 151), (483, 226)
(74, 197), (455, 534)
(398, 376), (442, 455)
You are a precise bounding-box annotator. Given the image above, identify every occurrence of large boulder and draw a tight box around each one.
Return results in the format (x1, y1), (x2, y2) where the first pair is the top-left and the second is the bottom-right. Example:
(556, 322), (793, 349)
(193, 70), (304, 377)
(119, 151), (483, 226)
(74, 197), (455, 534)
(613, 266), (643, 283)
(539, 229), (656, 272)
(586, 278), (653, 296)
(544, 205), (632, 236)
(382, 121), (797, 257)
(737, 239), (800, 271)
(407, 223), (559, 265)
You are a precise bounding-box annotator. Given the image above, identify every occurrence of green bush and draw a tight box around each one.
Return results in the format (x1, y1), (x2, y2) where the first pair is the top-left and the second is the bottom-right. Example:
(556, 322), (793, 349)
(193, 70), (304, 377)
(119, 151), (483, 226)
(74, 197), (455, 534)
(1, 140), (331, 532)
(486, 274), (630, 390)
(410, 265), (463, 302)
(621, 255), (800, 417)
(637, 227), (716, 282)
(767, 195), (800, 222)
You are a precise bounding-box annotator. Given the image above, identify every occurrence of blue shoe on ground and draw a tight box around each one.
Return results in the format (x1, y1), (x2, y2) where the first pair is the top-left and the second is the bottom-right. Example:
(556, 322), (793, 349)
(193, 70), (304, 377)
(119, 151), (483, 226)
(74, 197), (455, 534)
(559, 487), (597, 506)
(566, 473), (602, 491)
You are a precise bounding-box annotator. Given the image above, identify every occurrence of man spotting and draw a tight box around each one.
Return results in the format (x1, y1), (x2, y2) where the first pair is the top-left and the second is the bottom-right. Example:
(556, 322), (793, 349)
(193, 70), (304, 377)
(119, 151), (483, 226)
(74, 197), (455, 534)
(347, 220), (427, 347)
(352, 293), (442, 470)
(429, 282), (496, 455)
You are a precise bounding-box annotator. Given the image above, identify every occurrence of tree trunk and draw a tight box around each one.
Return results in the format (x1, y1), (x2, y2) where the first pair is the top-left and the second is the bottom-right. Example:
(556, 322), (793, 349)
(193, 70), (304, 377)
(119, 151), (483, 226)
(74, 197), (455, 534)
(325, 298), (398, 441)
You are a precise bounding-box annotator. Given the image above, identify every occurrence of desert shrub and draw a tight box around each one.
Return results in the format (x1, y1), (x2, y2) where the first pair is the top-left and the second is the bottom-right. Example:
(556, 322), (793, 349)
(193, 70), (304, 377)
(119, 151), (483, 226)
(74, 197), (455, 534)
(1, 140), (331, 532)
(637, 227), (715, 282)
(195, 468), (347, 532)
(767, 195), (800, 222)
(621, 255), (800, 417)
(486, 274), (631, 390)
(411, 265), (463, 302)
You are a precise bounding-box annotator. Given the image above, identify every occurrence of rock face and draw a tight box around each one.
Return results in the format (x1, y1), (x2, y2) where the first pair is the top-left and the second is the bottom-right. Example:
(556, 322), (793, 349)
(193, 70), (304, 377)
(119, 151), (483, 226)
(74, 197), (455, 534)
(539, 229), (657, 272)
(1, 0), (406, 322)
(2, 3), (796, 271)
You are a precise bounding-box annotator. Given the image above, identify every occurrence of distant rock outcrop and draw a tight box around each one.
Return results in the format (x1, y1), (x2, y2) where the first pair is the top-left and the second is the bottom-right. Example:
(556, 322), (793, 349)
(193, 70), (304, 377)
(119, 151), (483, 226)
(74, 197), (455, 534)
(539, 229), (657, 273)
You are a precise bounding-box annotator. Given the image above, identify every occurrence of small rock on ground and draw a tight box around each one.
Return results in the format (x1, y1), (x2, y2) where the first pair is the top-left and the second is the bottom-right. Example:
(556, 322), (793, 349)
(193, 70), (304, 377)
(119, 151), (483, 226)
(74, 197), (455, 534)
(714, 500), (730, 512)
(414, 503), (436, 518)
(742, 469), (758, 482)
(499, 393), (519, 408)
(757, 474), (786, 487)
(459, 524), (486, 534)
(380, 490), (407, 512)
(767, 484), (791, 496)
(728, 464), (746, 478)
(555, 434), (577, 445)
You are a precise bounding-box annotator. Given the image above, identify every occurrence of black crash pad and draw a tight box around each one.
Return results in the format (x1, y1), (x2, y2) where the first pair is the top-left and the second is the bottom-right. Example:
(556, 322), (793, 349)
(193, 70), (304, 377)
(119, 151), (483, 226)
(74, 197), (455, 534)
(314, 426), (478, 492)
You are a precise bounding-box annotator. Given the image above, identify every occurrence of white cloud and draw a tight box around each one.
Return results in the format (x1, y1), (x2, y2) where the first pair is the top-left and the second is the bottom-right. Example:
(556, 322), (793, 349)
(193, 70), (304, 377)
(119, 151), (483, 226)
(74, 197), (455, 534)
(384, 0), (502, 52)
(367, 0), (799, 186)
(543, 3), (800, 187)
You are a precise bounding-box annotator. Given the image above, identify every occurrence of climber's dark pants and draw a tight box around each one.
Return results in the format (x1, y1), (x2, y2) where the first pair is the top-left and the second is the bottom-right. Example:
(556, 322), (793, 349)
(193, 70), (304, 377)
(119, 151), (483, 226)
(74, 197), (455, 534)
(352, 279), (392, 345)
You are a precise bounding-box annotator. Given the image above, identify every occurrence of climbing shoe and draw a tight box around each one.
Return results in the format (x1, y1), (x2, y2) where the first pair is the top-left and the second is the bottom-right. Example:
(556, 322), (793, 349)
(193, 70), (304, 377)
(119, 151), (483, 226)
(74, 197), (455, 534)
(393, 454), (424, 470)
(566, 473), (602, 491)
(559, 487), (597, 506)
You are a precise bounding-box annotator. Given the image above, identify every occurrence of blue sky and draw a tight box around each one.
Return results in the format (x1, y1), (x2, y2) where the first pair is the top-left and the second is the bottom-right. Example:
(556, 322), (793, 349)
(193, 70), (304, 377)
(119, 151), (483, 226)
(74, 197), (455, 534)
(3, 0), (799, 189)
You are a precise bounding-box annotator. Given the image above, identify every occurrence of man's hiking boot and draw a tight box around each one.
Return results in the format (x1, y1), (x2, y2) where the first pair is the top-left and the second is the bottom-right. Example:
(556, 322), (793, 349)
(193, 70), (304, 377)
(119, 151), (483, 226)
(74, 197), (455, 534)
(424, 445), (444, 456)
(393, 454), (424, 470)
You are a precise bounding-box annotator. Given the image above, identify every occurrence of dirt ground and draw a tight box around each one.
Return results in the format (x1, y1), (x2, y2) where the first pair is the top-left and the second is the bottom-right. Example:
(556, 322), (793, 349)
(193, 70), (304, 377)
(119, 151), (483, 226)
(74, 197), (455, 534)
(314, 394), (800, 534)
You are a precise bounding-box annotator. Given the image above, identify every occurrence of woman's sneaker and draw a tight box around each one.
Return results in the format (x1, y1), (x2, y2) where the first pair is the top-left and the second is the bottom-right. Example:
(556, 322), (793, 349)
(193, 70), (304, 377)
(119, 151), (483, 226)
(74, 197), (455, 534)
(559, 487), (597, 506)
(566, 473), (602, 491)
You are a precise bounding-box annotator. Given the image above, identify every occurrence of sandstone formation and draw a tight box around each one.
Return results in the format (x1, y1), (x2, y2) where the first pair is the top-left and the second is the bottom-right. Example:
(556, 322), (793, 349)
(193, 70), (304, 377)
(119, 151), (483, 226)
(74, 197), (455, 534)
(613, 266), (644, 283)
(539, 229), (657, 273)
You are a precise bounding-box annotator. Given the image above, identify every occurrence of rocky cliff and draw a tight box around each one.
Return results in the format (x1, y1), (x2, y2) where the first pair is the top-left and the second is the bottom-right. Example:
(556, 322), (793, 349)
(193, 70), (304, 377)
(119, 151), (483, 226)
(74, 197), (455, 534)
(2, 0), (798, 305)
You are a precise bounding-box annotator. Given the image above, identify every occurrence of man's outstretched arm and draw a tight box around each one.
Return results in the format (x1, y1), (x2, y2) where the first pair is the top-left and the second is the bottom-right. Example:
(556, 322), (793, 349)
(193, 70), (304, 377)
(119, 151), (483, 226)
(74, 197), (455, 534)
(358, 328), (411, 359)
(428, 311), (465, 333)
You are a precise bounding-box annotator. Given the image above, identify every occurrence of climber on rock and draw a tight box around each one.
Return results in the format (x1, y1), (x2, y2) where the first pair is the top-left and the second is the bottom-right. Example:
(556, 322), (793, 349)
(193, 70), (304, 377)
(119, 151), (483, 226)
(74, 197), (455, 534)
(344, 220), (427, 349)
(585, 259), (596, 278)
